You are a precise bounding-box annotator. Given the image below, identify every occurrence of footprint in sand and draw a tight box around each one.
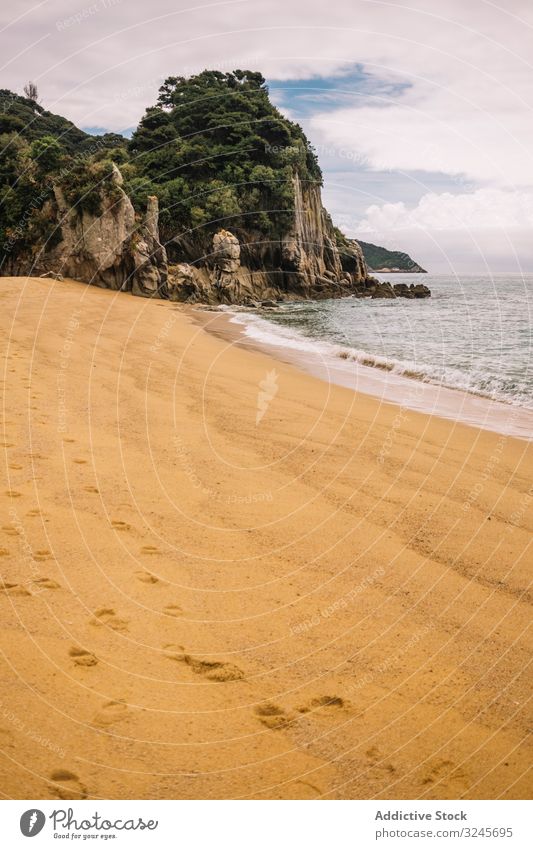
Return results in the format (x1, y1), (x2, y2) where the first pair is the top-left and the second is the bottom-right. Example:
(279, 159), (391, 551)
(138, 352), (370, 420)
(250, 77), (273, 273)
(91, 607), (129, 632)
(135, 570), (159, 584)
(32, 549), (53, 562)
(27, 509), (44, 517)
(365, 746), (397, 775)
(0, 548), (9, 557)
(168, 650), (244, 682)
(49, 769), (87, 800)
(162, 604), (183, 617)
(111, 520), (131, 531)
(254, 703), (294, 730)
(140, 545), (160, 555)
(69, 646), (98, 667)
(4, 491), (22, 498)
(83, 485), (99, 493)
(2, 525), (20, 536)
(93, 700), (129, 727)
(298, 695), (349, 714)
(420, 759), (468, 790)
(73, 458), (87, 465)
(9, 463), (23, 470)
(0, 580), (31, 597)
(33, 577), (60, 589)
(0, 442), (14, 448)
(62, 438), (76, 443)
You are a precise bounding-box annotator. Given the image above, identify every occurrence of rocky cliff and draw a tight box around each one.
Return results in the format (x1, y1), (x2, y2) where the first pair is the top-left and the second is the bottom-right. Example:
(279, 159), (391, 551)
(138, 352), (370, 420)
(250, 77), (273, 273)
(166, 172), (372, 304)
(0, 74), (430, 302)
(3, 164), (430, 304)
(3, 165), (168, 297)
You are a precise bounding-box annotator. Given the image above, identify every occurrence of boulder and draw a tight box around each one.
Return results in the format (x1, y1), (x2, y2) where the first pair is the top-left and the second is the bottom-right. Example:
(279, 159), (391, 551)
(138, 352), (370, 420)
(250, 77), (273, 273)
(168, 263), (208, 302)
(410, 283), (431, 298)
(372, 282), (396, 299)
(391, 282), (430, 299)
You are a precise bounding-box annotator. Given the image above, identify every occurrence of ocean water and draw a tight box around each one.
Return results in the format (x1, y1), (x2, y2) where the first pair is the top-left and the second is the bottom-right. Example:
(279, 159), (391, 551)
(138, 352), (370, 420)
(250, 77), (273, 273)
(230, 274), (533, 408)
(226, 273), (533, 436)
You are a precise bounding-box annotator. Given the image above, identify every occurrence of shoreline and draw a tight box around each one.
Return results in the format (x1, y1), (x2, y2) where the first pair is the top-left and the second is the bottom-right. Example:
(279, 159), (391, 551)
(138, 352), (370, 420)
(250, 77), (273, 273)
(190, 306), (533, 442)
(0, 276), (531, 801)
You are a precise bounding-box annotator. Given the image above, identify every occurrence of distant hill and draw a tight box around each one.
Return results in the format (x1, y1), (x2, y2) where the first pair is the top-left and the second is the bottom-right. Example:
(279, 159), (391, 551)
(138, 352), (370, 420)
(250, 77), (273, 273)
(359, 240), (427, 273)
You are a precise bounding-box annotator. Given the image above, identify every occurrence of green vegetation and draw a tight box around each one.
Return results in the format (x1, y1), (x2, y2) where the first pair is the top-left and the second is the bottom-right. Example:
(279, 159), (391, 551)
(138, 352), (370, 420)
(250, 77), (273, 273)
(126, 70), (321, 240)
(2, 73), (421, 274)
(358, 240), (426, 272)
(0, 73), (323, 261)
(0, 89), (119, 152)
(0, 90), (128, 256)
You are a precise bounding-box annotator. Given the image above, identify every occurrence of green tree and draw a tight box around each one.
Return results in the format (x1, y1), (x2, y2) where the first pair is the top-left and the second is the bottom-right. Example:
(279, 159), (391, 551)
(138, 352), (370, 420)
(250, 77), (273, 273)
(30, 135), (63, 176)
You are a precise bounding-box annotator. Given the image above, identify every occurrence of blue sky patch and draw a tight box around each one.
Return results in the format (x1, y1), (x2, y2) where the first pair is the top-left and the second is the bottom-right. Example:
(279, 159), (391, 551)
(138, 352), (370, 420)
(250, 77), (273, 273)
(269, 65), (412, 118)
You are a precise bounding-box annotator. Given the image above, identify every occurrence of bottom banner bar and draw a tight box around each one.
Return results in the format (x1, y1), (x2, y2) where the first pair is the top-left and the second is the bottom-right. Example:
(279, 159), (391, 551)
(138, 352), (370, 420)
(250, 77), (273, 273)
(1, 799), (530, 848)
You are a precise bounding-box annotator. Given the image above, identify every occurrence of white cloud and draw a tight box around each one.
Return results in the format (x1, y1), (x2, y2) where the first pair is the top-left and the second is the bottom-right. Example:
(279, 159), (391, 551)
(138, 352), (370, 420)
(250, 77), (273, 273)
(357, 189), (533, 232)
(351, 189), (533, 272)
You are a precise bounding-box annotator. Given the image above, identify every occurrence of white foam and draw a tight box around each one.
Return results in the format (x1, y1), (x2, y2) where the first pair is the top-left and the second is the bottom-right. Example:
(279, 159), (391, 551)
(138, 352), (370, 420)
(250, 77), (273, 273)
(227, 309), (533, 440)
(230, 310), (533, 410)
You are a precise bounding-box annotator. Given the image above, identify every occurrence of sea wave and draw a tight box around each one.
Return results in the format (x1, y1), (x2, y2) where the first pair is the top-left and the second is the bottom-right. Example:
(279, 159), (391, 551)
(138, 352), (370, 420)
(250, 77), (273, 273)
(228, 308), (533, 410)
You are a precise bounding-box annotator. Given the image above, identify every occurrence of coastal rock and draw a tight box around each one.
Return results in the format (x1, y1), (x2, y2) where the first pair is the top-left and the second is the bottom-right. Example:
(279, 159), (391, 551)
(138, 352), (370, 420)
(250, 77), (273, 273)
(391, 282), (431, 299)
(3, 161), (428, 305)
(371, 282), (396, 299)
(50, 165), (135, 289)
(166, 173), (373, 305)
(212, 229), (241, 301)
(7, 168), (168, 297)
(168, 262), (208, 302)
(130, 196), (168, 297)
(367, 281), (431, 300)
(39, 270), (64, 281)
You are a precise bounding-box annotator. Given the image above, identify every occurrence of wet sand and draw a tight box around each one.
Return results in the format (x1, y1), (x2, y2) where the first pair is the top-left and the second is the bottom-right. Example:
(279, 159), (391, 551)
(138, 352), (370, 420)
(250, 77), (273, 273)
(0, 276), (531, 800)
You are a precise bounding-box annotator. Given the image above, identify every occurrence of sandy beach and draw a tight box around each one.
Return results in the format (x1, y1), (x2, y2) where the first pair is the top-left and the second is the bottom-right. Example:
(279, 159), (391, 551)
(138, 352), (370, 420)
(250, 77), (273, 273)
(0, 275), (531, 800)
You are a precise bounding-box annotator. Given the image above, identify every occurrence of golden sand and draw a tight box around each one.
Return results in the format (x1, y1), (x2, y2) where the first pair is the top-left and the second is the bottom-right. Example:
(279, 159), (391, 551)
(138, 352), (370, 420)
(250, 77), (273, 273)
(0, 276), (531, 800)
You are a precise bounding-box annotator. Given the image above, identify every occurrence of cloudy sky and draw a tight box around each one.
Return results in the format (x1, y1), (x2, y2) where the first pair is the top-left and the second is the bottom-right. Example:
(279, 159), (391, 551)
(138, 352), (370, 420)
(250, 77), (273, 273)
(2, 0), (532, 271)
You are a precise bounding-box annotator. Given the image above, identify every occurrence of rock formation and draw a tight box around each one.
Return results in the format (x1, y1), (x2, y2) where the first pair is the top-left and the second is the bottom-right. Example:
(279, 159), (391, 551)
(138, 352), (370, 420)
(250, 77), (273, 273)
(130, 195), (168, 297)
(165, 173), (412, 304)
(5, 166), (168, 297)
(0, 80), (429, 303)
(3, 165), (429, 304)
(212, 229), (241, 301)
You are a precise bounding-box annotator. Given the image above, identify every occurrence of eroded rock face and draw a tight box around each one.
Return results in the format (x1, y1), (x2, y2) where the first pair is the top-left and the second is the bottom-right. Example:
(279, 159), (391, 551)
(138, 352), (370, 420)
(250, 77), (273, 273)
(165, 172), (373, 304)
(212, 229), (241, 301)
(168, 263), (208, 302)
(130, 196), (168, 297)
(4, 164), (429, 304)
(50, 166), (135, 290)
(7, 168), (168, 297)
